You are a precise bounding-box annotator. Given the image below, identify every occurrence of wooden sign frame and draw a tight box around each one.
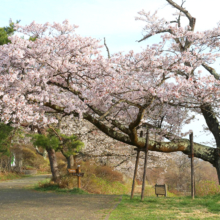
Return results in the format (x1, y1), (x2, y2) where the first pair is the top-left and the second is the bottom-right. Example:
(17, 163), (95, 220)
(155, 184), (167, 197)
(68, 167), (84, 188)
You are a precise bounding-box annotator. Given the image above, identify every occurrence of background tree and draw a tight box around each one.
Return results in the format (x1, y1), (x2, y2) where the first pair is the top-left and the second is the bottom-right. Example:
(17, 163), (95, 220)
(0, 19), (19, 45)
(48, 125), (84, 168)
(0, 123), (14, 156)
(32, 127), (84, 180)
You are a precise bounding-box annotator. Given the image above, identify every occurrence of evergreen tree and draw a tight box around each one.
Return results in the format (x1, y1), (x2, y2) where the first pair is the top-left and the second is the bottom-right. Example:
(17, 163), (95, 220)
(32, 127), (84, 179)
(0, 123), (14, 156)
(0, 19), (19, 45)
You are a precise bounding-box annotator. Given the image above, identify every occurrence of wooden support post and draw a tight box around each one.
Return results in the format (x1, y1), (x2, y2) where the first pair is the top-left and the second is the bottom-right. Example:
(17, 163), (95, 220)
(190, 133), (195, 199)
(77, 166), (81, 189)
(141, 129), (149, 201)
(165, 184), (167, 197)
(131, 131), (143, 199)
(131, 150), (140, 199)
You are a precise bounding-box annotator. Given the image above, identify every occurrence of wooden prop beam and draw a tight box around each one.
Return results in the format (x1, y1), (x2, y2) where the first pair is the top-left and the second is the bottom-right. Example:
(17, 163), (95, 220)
(130, 131), (142, 199)
(131, 149), (140, 199)
(77, 166), (81, 189)
(141, 129), (149, 201)
(190, 133), (195, 199)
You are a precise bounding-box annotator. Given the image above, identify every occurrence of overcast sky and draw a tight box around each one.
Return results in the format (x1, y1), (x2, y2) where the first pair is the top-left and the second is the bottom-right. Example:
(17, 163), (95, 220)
(1, 0), (220, 145)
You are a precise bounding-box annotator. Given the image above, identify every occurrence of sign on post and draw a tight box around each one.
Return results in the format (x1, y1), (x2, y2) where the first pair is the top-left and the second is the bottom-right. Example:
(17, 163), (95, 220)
(68, 169), (77, 173)
(155, 184), (167, 197)
(68, 166), (84, 189)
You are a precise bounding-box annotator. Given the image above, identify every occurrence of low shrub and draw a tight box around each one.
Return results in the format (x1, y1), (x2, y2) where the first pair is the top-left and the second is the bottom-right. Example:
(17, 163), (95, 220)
(95, 166), (124, 183)
(196, 180), (220, 196)
(168, 189), (182, 196)
(82, 174), (130, 194)
(37, 162), (131, 195)
(58, 175), (76, 189)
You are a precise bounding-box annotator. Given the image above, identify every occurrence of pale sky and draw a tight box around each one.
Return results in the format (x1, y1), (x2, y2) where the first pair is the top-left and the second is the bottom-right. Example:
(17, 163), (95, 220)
(1, 0), (220, 146)
(1, 0), (220, 54)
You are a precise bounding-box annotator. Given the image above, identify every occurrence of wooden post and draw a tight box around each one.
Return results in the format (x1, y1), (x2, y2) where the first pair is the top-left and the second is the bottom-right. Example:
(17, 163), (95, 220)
(131, 131), (143, 199)
(141, 129), (149, 201)
(165, 184), (167, 197)
(77, 166), (81, 189)
(190, 133), (195, 199)
(131, 150), (140, 199)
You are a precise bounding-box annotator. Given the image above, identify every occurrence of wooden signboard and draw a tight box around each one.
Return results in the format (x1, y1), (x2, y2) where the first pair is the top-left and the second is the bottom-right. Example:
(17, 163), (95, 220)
(68, 169), (77, 173)
(68, 167), (84, 188)
(155, 184), (167, 197)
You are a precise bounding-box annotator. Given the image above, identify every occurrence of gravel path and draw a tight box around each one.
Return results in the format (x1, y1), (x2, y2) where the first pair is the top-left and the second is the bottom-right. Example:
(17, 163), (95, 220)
(0, 175), (121, 220)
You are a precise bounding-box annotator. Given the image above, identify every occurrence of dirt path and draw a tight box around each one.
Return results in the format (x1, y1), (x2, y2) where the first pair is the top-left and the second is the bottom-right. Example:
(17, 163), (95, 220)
(0, 175), (121, 220)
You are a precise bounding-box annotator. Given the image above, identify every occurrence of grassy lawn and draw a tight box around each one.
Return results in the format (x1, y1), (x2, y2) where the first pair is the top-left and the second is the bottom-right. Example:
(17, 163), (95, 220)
(109, 195), (220, 220)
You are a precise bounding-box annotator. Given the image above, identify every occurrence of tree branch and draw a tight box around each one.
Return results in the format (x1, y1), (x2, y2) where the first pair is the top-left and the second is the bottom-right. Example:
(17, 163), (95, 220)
(202, 63), (220, 80)
(138, 29), (172, 42)
(84, 113), (132, 145)
(166, 0), (196, 31)
(104, 37), (110, 58)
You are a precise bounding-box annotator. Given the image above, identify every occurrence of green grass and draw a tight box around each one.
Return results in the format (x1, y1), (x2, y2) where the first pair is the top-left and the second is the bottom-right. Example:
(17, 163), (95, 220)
(34, 179), (88, 194)
(109, 194), (220, 220)
(86, 175), (130, 194)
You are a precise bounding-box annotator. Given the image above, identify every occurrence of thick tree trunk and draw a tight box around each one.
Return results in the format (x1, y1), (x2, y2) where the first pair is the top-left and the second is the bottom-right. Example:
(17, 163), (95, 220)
(200, 104), (220, 184)
(46, 148), (60, 182)
(214, 148), (220, 184)
(215, 159), (220, 184)
(67, 155), (74, 169)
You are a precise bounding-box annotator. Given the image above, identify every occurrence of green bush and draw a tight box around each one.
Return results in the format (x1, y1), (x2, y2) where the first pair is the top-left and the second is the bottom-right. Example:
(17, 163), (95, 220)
(196, 180), (220, 196)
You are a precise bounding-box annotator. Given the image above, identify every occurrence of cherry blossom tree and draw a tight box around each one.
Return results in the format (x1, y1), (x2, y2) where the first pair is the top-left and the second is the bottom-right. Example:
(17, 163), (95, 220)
(1, 0), (220, 183)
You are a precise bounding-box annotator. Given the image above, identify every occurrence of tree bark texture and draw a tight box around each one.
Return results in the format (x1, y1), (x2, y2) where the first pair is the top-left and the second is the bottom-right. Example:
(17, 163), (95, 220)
(46, 148), (60, 182)
(201, 104), (220, 184)
(67, 155), (74, 169)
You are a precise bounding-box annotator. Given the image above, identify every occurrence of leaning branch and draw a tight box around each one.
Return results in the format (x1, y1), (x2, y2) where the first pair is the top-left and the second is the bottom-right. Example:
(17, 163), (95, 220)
(137, 138), (215, 165)
(166, 0), (196, 31)
(84, 113), (132, 145)
(202, 63), (220, 80)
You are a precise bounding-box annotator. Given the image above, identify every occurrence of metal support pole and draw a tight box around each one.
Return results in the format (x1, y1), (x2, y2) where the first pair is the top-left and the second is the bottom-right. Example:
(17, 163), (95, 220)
(190, 133), (195, 199)
(141, 129), (149, 201)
